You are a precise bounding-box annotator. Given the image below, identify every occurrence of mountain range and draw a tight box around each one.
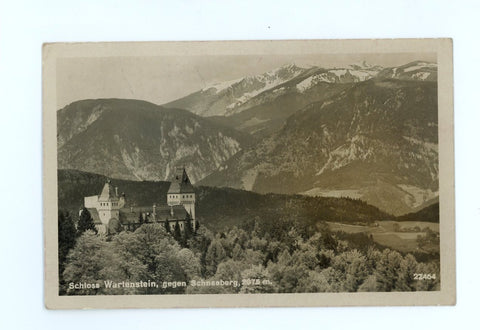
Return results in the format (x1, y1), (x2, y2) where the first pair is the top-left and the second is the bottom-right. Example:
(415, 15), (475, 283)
(57, 60), (438, 216)
(57, 99), (252, 183)
(199, 78), (438, 215)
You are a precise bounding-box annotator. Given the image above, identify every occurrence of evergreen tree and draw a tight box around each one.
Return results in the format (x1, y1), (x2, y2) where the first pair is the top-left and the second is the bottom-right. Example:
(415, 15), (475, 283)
(173, 221), (182, 241)
(185, 218), (194, 239)
(77, 208), (97, 236)
(164, 219), (170, 233)
(58, 210), (76, 276)
(204, 239), (227, 276)
(181, 228), (189, 248)
(138, 212), (144, 225)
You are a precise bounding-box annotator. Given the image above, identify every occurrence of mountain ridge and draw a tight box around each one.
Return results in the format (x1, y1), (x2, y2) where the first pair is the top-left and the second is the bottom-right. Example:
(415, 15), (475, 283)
(58, 60), (438, 216)
(198, 78), (438, 215)
(57, 99), (252, 183)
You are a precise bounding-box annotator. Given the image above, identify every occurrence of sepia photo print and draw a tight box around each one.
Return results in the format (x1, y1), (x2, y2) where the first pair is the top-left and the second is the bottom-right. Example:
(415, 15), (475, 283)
(43, 39), (455, 308)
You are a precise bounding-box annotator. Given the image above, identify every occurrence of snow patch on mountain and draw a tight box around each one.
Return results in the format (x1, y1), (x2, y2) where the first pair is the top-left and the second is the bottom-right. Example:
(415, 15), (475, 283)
(296, 76), (315, 92)
(330, 69), (347, 77)
(296, 68), (378, 92)
(202, 77), (244, 93)
(316, 136), (375, 175)
(348, 70), (376, 80)
(411, 72), (431, 80)
(224, 65), (306, 111)
(392, 68), (398, 78)
(403, 62), (437, 72)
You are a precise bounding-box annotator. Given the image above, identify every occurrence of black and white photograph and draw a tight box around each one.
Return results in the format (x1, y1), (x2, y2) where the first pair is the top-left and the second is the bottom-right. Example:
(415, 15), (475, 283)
(43, 39), (455, 308)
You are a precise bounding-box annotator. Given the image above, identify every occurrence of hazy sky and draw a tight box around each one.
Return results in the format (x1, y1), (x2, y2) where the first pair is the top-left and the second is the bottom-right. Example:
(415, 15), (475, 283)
(56, 52), (436, 109)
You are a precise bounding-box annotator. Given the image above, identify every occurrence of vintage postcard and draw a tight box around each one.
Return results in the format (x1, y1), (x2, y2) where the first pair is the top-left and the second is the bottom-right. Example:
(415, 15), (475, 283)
(43, 39), (455, 309)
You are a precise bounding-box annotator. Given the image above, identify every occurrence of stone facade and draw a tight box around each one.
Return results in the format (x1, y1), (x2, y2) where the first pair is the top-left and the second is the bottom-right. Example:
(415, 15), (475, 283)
(83, 167), (196, 235)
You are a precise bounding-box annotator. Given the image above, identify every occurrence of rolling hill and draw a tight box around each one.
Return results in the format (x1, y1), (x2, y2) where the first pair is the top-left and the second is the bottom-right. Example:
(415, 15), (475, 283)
(396, 202), (439, 222)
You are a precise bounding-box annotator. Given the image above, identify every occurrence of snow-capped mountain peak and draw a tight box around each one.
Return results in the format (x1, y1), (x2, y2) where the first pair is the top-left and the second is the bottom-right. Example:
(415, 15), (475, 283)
(173, 63), (309, 117)
(295, 65), (382, 92)
(378, 61), (437, 81)
(165, 60), (437, 118)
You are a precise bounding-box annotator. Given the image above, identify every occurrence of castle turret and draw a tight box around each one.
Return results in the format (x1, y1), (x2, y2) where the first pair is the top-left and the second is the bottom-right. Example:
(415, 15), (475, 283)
(167, 167), (196, 229)
(97, 179), (120, 226)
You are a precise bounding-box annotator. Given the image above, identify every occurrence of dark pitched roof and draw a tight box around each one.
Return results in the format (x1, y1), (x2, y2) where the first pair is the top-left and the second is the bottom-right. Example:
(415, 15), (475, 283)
(86, 208), (103, 225)
(98, 180), (119, 202)
(155, 205), (189, 221)
(167, 167), (194, 194)
(119, 204), (188, 225)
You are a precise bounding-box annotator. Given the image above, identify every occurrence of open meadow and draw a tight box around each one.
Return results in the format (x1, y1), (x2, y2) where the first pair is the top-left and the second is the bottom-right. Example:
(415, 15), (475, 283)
(326, 220), (439, 253)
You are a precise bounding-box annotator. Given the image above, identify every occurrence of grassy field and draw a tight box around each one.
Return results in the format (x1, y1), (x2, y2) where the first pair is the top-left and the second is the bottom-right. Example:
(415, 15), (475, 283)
(326, 220), (439, 253)
(380, 220), (439, 232)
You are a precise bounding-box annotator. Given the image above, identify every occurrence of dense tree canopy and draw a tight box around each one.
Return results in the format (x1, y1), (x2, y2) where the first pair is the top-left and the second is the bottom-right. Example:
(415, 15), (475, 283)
(61, 215), (440, 295)
(58, 210), (76, 279)
(77, 208), (97, 236)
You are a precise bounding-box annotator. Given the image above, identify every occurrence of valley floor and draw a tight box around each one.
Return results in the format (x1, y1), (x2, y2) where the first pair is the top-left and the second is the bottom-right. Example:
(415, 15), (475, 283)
(326, 220), (439, 253)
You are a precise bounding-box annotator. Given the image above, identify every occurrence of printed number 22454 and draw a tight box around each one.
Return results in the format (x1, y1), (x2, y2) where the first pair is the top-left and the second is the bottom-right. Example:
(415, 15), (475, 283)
(413, 273), (436, 280)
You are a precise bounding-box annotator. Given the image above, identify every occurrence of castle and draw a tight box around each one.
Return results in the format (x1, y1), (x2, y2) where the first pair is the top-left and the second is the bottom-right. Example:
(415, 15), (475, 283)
(82, 167), (196, 235)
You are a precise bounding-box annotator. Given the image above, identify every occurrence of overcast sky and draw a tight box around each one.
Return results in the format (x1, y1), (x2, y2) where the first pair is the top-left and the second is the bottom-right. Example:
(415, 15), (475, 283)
(56, 52), (436, 109)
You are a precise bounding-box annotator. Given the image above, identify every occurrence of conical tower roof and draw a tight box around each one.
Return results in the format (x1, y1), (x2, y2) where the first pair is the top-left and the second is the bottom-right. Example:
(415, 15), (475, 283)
(167, 167), (194, 194)
(98, 180), (119, 201)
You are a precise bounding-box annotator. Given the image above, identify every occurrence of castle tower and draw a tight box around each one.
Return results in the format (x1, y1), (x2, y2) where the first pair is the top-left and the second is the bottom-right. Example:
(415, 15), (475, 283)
(97, 180), (120, 226)
(167, 167), (196, 228)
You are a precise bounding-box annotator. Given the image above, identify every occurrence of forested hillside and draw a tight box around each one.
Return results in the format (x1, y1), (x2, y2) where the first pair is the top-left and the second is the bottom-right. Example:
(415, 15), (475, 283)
(58, 169), (394, 233)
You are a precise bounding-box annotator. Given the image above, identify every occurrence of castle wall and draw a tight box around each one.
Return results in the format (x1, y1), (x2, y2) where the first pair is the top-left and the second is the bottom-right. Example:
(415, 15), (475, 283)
(84, 195), (99, 209)
(98, 208), (119, 225)
(167, 193), (181, 206)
